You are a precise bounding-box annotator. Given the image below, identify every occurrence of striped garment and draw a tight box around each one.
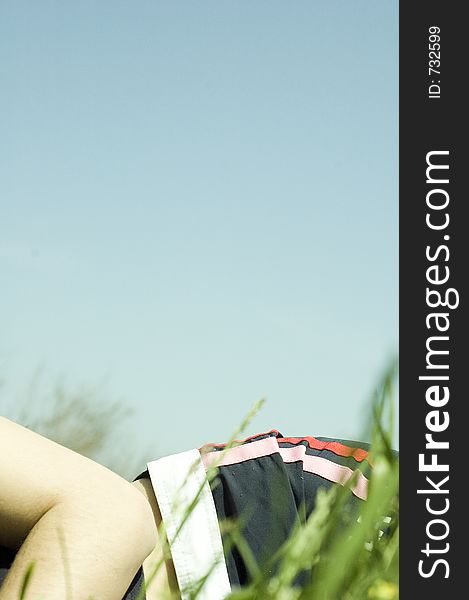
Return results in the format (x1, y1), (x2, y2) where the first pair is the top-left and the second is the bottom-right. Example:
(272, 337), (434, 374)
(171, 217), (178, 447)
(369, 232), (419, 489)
(124, 430), (372, 599)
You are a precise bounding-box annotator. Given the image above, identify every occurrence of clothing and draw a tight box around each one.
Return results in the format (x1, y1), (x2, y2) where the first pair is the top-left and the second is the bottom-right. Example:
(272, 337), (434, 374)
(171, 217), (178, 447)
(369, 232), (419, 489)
(0, 546), (14, 589)
(124, 430), (372, 600)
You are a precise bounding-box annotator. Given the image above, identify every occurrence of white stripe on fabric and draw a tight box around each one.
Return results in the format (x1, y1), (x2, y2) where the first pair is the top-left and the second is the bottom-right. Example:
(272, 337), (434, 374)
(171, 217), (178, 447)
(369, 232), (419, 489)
(147, 449), (231, 600)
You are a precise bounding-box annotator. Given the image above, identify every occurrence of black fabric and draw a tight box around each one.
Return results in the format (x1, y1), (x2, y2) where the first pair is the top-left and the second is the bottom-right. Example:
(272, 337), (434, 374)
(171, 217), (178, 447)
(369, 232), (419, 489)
(0, 546), (14, 588)
(210, 452), (300, 587)
(207, 432), (369, 587)
(122, 567), (146, 600)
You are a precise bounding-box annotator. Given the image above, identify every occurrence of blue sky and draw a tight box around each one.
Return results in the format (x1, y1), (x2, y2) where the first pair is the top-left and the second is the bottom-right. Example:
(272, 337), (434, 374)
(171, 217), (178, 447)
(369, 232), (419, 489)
(1, 1), (398, 460)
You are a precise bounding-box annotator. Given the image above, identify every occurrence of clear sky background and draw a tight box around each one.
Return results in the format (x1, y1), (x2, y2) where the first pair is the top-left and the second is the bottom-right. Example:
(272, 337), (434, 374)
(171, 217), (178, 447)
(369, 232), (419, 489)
(1, 1), (398, 461)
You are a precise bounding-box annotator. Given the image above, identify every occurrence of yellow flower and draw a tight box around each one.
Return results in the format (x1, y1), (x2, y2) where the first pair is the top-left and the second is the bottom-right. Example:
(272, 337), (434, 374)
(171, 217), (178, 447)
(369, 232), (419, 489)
(368, 580), (399, 600)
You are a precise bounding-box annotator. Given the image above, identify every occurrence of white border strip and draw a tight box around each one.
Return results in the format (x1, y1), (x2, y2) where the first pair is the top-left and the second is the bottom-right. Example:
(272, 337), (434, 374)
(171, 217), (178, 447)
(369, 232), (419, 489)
(147, 449), (231, 600)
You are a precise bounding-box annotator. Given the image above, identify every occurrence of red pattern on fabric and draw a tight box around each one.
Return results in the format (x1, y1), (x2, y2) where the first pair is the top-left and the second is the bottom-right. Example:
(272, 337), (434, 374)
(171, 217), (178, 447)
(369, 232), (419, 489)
(201, 429), (369, 463)
(279, 436), (369, 463)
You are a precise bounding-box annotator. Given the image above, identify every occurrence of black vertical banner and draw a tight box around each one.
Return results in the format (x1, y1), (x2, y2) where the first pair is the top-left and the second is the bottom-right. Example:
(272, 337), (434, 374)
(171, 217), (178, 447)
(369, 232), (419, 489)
(400, 2), (466, 597)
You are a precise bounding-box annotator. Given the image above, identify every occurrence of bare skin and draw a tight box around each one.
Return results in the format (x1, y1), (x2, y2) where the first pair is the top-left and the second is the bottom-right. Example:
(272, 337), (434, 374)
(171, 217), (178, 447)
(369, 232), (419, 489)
(0, 417), (160, 600)
(131, 479), (179, 600)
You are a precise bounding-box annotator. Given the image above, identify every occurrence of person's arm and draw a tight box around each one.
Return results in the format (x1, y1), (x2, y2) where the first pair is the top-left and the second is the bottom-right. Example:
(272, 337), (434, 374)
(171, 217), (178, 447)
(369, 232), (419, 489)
(0, 416), (156, 600)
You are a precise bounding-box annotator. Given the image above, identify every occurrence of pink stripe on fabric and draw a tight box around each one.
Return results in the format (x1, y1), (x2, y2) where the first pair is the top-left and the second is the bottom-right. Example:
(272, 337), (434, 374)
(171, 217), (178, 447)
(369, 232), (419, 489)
(278, 444), (307, 462)
(201, 436), (280, 470)
(200, 437), (369, 501)
(278, 448), (368, 500)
